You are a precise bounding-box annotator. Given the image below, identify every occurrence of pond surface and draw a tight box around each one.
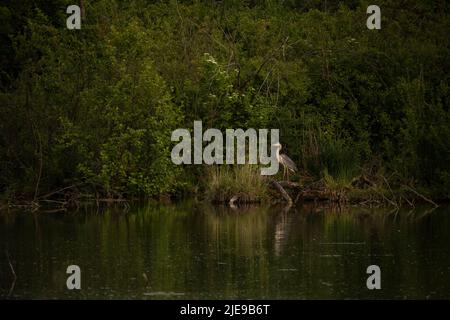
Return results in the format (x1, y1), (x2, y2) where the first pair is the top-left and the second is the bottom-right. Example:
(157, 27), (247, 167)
(1, 203), (450, 299)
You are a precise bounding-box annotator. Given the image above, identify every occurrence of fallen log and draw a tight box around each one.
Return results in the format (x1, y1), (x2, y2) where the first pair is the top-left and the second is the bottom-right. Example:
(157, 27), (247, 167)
(402, 184), (439, 208)
(270, 180), (293, 205)
(277, 181), (301, 189)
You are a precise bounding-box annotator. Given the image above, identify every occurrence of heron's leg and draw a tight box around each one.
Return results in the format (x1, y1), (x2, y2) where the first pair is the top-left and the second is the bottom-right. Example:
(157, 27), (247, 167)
(287, 170), (290, 182)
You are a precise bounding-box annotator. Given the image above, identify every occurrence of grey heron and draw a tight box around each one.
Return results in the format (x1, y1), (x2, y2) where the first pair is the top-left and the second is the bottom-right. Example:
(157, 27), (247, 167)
(273, 143), (297, 181)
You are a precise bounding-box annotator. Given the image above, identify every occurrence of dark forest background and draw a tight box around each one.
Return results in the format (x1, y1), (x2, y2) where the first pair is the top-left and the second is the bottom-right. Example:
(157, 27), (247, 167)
(0, 0), (449, 202)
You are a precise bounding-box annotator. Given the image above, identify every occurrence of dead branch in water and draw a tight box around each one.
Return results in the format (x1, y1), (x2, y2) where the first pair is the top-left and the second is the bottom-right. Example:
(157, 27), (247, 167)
(270, 180), (293, 205)
(277, 181), (301, 189)
(38, 183), (84, 199)
(403, 184), (439, 208)
(381, 175), (399, 207)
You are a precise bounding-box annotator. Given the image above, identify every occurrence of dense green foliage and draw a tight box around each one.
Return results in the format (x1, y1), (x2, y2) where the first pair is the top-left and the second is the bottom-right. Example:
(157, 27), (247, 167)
(1, 0), (449, 200)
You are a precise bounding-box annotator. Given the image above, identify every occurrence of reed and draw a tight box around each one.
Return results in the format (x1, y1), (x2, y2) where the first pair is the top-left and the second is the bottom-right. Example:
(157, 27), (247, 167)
(203, 165), (268, 203)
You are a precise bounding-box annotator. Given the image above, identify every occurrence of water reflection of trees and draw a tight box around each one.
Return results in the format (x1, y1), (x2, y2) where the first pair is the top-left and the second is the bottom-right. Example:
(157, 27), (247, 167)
(1, 204), (449, 298)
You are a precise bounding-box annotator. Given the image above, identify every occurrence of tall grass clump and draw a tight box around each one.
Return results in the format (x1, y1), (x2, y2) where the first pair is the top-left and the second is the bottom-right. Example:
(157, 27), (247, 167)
(319, 138), (360, 185)
(203, 165), (268, 203)
(297, 121), (360, 185)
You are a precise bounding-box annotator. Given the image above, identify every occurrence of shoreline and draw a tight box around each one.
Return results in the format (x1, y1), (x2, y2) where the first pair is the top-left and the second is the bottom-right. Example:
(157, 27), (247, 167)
(1, 183), (447, 213)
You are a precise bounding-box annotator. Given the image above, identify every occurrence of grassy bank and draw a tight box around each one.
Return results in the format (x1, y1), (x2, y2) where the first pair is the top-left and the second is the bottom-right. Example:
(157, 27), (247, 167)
(200, 161), (444, 208)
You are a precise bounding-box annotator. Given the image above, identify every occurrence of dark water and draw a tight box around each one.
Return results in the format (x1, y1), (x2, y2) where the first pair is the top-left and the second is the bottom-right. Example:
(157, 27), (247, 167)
(1, 203), (450, 299)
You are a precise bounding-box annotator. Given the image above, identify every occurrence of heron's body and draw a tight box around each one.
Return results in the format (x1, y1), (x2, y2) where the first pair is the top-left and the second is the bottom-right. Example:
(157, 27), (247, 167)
(273, 143), (297, 181)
